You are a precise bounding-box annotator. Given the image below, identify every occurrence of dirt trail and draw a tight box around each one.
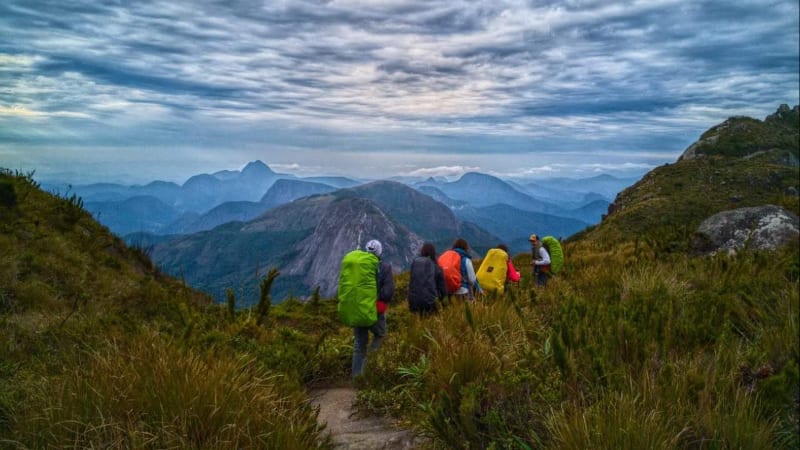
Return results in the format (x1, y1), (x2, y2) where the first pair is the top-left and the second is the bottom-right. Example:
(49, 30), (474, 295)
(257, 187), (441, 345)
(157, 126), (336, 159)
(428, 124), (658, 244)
(310, 387), (425, 449)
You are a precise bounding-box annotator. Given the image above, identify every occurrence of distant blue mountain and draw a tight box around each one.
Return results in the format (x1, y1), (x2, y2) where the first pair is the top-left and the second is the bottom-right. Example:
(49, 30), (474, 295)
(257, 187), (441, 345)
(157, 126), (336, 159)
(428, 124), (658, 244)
(85, 195), (180, 236)
(63, 164), (637, 243)
(455, 203), (590, 254)
(260, 179), (337, 207)
(420, 172), (562, 214)
(171, 201), (266, 234)
(415, 185), (470, 209)
(562, 199), (611, 224)
(301, 176), (361, 188)
(526, 174), (639, 200)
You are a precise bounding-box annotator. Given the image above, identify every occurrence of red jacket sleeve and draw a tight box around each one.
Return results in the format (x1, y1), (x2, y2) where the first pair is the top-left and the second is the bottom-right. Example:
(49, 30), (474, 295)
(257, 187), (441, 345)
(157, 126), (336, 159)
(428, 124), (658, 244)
(507, 259), (521, 282)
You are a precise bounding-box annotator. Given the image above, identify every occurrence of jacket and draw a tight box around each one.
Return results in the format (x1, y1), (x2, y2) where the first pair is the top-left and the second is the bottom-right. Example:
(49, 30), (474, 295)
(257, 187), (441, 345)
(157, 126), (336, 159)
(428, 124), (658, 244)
(376, 260), (395, 314)
(407, 256), (446, 313)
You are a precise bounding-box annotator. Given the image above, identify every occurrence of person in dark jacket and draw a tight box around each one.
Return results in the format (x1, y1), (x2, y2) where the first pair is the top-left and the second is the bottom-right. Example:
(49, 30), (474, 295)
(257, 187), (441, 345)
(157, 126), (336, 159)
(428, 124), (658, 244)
(407, 242), (447, 315)
(352, 239), (395, 378)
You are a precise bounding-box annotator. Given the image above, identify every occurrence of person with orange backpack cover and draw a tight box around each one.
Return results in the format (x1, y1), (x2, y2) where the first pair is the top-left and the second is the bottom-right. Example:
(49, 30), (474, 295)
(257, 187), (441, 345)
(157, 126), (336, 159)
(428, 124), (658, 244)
(437, 238), (481, 300)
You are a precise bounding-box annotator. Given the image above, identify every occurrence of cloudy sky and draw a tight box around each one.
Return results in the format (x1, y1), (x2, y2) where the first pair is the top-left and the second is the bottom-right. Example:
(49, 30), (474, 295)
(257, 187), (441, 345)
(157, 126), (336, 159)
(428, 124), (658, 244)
(1, 0), (797, 184)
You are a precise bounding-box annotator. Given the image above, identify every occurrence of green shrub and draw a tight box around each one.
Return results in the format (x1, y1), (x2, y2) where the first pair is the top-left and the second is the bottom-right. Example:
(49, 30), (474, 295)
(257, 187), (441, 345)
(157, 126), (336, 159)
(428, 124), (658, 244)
(0, 181), (15, 208)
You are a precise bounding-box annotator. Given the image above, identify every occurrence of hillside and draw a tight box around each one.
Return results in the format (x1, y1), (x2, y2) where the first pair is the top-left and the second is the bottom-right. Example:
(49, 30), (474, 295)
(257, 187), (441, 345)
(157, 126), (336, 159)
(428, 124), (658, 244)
(0, 169), (340, 448)
(580, 105), (799, 250)
(0, 171), (200, 316)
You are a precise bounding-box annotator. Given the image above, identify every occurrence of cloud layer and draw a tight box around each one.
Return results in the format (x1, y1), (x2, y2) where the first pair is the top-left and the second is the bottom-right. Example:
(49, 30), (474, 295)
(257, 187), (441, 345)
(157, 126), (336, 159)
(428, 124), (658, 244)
(1, 0), (797, 182)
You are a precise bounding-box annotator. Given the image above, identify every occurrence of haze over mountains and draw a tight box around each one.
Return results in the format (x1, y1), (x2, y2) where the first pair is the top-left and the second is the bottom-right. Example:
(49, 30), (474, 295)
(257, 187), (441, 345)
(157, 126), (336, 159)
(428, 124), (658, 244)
(45, 161), (633, 300)
(46, 162), (630, 247)
(27, 104), (800, 304)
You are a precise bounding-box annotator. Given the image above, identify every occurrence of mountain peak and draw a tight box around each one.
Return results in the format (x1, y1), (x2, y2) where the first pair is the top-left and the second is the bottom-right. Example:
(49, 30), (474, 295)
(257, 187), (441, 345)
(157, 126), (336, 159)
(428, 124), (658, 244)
(241, 160), (275, 176)
(765, 103), (800, 128)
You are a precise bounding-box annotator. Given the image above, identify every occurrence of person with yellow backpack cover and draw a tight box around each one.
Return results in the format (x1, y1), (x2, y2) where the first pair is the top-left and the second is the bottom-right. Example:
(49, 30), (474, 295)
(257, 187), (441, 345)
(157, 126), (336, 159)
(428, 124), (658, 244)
(476, 244), (520, 296)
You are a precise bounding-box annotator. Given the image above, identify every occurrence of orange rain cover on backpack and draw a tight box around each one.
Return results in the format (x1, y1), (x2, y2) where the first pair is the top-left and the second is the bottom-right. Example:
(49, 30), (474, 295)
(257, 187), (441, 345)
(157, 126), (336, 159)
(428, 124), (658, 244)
(437, 250), (462, 294)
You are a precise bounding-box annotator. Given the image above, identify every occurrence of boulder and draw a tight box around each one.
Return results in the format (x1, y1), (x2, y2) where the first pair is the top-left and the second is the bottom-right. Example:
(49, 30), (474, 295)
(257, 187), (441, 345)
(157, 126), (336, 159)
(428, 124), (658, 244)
(692, 205), (799, 255)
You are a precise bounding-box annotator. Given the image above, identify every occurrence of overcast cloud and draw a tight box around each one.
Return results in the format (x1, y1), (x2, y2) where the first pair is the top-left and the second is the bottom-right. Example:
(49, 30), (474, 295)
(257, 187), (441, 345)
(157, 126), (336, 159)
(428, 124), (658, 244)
(0, 0), (797, 183)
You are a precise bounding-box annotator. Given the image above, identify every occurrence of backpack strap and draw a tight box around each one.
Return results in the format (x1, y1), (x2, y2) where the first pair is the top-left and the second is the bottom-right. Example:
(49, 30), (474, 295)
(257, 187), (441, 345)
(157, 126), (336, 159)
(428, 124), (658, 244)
(455, 248), (470, 289)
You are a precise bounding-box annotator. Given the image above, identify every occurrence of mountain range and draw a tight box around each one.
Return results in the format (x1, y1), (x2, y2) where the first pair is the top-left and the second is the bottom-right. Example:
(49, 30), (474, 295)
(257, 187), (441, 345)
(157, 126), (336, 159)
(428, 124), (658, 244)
(145, 181), (498, 301)
(42, 152), (640, 302)
(47, 162), (629, 248)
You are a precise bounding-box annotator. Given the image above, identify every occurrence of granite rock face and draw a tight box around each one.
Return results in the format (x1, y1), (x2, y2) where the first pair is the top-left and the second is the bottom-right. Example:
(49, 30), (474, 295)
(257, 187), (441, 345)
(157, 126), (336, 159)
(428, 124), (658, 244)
(284, 196), (423, 297)
(692, 205), (799, 255)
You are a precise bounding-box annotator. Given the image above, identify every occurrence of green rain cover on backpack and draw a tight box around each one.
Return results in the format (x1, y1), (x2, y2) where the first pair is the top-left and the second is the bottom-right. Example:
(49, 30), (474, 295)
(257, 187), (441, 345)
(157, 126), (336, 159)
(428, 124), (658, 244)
(337, 250), (379, 327)
(541, 236), (564, 274)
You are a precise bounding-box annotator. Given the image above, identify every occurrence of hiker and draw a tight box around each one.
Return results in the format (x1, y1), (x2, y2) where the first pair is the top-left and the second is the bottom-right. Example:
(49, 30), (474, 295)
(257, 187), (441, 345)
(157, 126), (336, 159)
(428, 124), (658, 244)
(351, 239), (394, 378)
(497, 244), (521, 285)
(407, 242), (447, 315)
(529, 234), (550, 286)
(439, 238), (481, 300)
(476, 244), (520, 296)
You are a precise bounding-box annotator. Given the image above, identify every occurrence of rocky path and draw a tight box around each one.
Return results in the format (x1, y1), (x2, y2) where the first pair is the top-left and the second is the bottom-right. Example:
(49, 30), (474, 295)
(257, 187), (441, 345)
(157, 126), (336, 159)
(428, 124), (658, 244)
(310, 387), (424, 449)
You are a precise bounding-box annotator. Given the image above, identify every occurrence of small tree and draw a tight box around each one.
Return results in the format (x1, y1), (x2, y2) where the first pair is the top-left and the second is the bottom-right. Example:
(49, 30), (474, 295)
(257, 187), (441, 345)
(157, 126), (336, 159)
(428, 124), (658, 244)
(0, 181), (16, 208)
(257, 268), (280, 326)
(310, 286), (322, 308)
(225, 287), (236, 321)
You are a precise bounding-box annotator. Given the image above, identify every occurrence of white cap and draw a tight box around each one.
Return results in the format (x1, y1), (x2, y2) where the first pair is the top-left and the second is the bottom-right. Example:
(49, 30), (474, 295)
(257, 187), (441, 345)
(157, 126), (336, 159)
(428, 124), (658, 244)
(365, 239), (383, 257)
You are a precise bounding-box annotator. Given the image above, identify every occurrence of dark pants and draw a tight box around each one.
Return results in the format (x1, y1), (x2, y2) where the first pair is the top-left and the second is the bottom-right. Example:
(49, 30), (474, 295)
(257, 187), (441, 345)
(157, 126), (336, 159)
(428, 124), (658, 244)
(352, 314), (386, 378)
(534, 268), (549, 287)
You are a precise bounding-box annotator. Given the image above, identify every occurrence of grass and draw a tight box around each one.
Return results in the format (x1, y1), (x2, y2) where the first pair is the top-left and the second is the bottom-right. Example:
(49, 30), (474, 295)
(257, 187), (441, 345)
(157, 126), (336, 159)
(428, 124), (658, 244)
(350, 239), (799, 449)
(7, 331), (328, 449)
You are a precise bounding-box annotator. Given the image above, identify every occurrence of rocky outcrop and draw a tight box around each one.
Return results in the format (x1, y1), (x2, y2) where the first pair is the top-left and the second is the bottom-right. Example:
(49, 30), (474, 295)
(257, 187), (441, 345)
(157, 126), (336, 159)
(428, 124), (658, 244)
(692, 205), (799, 255)
(284, 197), (423, 296)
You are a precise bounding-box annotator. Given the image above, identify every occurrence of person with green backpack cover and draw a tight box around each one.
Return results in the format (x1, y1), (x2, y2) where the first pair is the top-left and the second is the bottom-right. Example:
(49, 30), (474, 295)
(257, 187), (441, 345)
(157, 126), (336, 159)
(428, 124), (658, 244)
(529, 234), (564, 287)
(338, 239), (395, 379)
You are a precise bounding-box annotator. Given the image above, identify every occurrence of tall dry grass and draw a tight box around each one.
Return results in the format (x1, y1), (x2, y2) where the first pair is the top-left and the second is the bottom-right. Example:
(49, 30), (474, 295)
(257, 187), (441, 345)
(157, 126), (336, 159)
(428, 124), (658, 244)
(7, 331), (329, 449)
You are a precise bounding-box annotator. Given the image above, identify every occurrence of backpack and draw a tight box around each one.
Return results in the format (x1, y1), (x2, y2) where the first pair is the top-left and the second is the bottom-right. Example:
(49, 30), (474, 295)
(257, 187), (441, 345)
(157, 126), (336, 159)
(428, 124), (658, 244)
(437, 250), (463, 294)
(337, 250), (379, 327)
(541, 236), (564, 274)
(476, 248), (509, 295)
(407, 256), (438, 312)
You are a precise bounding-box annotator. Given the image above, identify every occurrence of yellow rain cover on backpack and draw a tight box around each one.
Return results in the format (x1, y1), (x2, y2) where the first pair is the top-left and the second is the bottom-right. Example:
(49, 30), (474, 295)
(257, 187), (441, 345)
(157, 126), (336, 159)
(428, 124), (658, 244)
(476, 248), (509, 295)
